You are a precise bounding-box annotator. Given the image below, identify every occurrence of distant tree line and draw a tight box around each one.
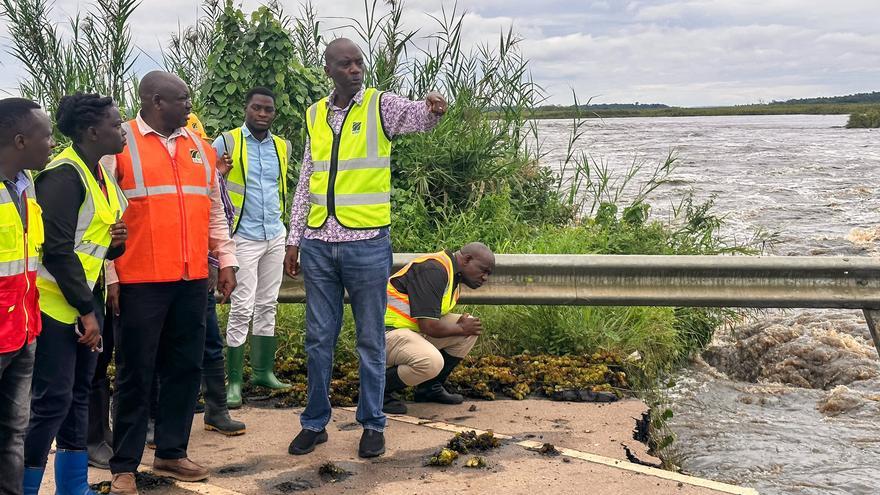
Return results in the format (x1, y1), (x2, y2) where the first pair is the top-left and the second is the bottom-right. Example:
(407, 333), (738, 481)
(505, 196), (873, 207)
(772, 91), (880, 105)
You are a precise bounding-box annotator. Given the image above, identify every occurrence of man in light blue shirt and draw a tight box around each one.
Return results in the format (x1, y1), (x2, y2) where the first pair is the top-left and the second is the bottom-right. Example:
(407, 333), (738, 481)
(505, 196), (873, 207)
(212, 87), (292, 407)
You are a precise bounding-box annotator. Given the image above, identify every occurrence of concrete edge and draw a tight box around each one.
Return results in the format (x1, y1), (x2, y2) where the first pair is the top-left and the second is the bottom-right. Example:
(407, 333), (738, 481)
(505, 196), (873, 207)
(345, 407), (759, 495)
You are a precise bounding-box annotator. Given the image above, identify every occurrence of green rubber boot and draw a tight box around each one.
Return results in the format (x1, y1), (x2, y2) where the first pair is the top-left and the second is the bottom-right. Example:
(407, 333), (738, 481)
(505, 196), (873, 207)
(226, 344), (245, 409)
(249, 335), (290, 389)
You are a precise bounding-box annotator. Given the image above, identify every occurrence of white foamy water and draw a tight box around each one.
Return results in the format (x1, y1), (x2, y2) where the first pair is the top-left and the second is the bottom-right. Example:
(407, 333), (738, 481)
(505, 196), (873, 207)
(537, 115), (880, 494)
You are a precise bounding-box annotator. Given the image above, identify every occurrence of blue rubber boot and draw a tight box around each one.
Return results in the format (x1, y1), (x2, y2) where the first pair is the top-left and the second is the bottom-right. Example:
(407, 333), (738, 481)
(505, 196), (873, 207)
(23, 466), (45, 495)
(54, 449), (96, 494)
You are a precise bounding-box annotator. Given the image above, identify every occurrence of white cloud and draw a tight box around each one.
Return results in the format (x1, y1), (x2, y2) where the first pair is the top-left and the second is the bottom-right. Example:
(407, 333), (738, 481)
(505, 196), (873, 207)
(1, 0), (878, 106)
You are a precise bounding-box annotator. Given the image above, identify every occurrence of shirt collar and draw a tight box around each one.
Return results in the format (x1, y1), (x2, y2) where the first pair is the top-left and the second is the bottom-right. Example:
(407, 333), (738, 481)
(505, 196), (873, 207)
(136, 112), (186, 140)
(326, 87), (365, 110)
(1, 171), (31, 197)
(240, 124), (273, 142)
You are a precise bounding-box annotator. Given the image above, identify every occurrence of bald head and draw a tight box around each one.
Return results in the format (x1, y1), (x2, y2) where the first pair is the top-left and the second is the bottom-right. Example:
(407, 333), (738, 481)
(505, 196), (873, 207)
(139, 71), (187, 103)
(138, 71), (192, 135)
(457, 242), (495, 290)
(324, 38), (365, 99)
(324, 38), (360, 65)
(461, 242), (494, 263)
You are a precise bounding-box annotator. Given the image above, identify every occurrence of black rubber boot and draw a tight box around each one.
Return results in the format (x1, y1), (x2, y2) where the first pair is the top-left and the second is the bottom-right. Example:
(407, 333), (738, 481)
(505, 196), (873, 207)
(414, 351), (464, 404)
(203, 358), (246, 436)
(87, 378), (113, 469)
(383, 366), (408, 414)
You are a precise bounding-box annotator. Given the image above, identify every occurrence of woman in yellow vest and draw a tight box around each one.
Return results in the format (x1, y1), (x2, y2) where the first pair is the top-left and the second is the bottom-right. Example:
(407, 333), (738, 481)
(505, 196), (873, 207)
(23, 93), (128, 495)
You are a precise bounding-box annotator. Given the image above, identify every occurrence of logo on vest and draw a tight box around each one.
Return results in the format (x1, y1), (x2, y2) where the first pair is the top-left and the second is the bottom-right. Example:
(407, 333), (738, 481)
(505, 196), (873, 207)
(189, 149), (203, 164)
(351, 122), (362, 135)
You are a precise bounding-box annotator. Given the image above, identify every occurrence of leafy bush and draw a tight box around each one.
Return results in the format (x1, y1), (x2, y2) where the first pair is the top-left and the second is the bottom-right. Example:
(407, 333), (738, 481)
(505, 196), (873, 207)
(846, 109), (880, 128)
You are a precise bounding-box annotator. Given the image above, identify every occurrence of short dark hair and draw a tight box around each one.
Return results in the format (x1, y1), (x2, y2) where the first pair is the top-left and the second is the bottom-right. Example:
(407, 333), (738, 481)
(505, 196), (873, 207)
(0, 98), (42, 143)
(55, 92), (115, 140)
(245, 87), (275, 104)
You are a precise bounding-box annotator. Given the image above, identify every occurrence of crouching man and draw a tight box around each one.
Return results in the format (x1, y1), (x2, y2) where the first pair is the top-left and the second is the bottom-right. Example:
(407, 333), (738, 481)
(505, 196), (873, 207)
(383, 243), (495, 414)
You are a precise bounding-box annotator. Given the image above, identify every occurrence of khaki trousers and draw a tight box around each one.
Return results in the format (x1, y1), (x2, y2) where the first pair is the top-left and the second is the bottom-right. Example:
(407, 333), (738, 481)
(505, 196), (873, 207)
(385, 313), (478, 386)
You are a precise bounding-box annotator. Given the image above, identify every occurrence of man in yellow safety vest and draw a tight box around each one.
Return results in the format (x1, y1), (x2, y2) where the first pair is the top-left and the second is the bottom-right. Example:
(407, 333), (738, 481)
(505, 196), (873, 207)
(383, 243), (495, 414)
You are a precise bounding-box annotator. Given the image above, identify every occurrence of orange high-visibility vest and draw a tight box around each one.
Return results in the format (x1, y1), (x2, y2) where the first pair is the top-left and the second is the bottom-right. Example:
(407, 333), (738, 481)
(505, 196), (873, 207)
(113, 120), (216, 283)
(0, 173), (43, 352)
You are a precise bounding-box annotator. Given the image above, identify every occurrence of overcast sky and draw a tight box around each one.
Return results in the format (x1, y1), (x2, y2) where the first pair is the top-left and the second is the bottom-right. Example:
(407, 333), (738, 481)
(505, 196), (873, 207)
(1, 0), (878, 106)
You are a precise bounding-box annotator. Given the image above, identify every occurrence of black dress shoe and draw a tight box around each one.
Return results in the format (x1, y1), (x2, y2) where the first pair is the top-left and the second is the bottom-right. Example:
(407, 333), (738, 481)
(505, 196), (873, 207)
(288, 429), (328, 455)
(358, 429), (385, 458)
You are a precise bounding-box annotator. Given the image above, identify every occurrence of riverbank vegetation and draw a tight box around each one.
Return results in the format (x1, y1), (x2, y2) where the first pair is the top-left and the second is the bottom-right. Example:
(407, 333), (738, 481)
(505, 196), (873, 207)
(846, 109), (880, 128)
(4, 0), (766, 424)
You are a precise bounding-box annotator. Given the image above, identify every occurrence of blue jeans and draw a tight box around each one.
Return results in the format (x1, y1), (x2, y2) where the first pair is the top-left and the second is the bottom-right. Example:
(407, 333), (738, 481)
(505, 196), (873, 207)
(299, 233), (392, 432)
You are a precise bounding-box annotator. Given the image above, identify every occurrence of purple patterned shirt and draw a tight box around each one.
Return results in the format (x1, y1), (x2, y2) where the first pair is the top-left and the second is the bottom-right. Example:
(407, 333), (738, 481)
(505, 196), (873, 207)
(286, 88), (441, 246)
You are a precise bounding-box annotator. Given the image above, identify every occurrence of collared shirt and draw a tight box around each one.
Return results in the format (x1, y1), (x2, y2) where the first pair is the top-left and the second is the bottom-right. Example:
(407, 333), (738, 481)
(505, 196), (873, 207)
(102, 112), (238, 284)
(1, 171), (31, 222)
(212, 124), (285, 241)
(286, 88), (441, 246)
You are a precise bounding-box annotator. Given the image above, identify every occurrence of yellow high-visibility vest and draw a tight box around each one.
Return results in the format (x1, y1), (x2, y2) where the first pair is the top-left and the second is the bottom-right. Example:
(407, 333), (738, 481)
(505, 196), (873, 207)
(305, 87), (392, 229)
(385, 251), (460, 331)
(36, 147), (128, 323)
(219, 127), (290, 233)
(0, 171), (43, 351)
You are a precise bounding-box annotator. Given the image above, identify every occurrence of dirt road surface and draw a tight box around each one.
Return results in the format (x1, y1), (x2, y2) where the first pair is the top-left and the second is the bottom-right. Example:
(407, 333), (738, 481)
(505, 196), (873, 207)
(38, 399), (756, 494)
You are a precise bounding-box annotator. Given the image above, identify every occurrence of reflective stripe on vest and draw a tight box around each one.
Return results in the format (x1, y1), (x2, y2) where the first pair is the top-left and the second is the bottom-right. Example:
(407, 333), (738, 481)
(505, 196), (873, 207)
(306, 87), (392, 229)
(384, 251), (461, 331)
(219, 127), (290, 233)
(36, 147), (128, 323)
(120, 123), (213, 199)
(0, 173), (43, 352)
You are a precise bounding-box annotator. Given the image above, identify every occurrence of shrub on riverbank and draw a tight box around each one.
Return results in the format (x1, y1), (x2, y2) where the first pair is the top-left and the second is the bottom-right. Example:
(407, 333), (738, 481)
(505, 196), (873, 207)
(846, 109), (880, 128)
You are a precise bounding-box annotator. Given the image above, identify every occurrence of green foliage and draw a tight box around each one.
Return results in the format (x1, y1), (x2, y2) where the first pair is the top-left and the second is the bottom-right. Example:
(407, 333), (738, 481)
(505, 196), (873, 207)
(6, 0), (761, 400)
(1, 0), (140, 136)
(197, 0), (327, 168)
(846, 109), (880, 128)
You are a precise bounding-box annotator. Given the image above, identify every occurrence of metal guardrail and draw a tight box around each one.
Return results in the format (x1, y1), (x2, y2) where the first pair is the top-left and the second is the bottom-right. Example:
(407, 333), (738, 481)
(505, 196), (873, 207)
(278, 254), (880, 357)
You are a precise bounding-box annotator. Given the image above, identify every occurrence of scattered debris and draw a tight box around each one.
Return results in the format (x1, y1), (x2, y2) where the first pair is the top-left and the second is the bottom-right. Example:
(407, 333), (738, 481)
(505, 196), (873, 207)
(217, 462), (257, 475)
(562, 457), (571, 463)
(134, 473), (173, 489)
(426, 448), (459, 466)
(318, 462), (352, 483)
(464, 456), (487, 468)
(468, 404), (478, 412)
(265, 353), (628, 406)
(632, 411), (650, 444)
(89, 482), (111, 494)
(622, 444), (661, 468)
(274, 478), (314, 492)
(550, 389), (618, 402)
(446, 430), (501, 454)
(530, 442), (560, 456)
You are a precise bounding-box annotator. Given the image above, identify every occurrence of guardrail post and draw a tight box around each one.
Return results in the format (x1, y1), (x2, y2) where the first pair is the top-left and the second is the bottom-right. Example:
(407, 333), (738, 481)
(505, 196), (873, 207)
(861, 309), (880, 359)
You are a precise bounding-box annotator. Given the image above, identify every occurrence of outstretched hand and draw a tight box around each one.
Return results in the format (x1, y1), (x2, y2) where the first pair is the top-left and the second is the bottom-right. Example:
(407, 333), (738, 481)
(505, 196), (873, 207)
(425, 92), (448, 116)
